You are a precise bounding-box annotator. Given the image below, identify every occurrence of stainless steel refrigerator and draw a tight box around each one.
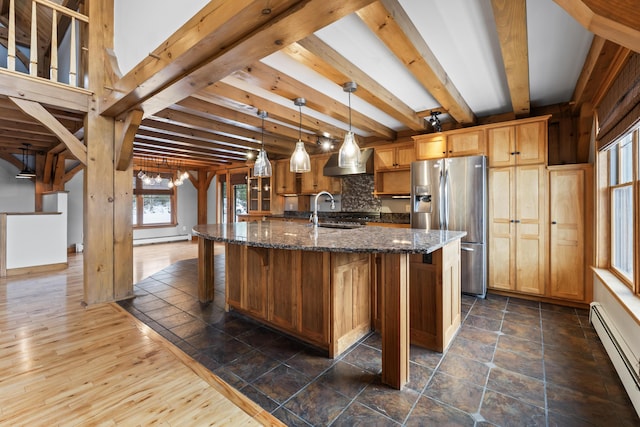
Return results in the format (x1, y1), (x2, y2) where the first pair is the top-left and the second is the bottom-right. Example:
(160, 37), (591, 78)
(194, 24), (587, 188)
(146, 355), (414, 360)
(410, 156), (488, 297)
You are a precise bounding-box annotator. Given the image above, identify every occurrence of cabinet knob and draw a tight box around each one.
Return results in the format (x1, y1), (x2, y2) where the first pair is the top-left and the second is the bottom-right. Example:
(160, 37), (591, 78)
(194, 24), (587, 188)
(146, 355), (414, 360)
(551, 221), (557, 225)
(515, 220), (521, 223)
(510, 152), (516, 155)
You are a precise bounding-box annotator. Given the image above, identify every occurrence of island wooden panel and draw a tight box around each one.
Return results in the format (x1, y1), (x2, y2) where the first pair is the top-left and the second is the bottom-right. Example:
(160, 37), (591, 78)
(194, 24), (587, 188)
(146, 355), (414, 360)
(225, 245), (369, 357)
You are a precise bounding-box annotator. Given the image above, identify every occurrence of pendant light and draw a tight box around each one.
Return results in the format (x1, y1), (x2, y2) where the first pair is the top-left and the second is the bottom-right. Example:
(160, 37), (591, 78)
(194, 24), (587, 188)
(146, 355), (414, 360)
(338, 82), (361, 168)
(290, 98), (311, 173)
(16, 143), (36, 179)
(253, 110), (272, 177)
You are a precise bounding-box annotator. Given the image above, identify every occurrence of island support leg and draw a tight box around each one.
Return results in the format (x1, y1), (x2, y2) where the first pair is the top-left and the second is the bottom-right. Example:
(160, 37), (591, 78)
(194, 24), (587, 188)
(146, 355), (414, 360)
(380, 252), (410, 389)
(197, 238), (215, 303)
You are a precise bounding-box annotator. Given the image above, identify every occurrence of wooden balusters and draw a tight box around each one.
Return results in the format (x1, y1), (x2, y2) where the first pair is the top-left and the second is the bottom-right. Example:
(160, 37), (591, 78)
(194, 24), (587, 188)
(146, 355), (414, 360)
(3, 0), (87, 87)
(8, 0), (16, 71)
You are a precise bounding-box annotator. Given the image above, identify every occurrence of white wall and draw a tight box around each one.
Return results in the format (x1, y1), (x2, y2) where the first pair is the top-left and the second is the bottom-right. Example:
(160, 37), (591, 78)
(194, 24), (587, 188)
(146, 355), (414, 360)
(207, 174), (217, 223)
(65, 170), (84, 247)
(114, 0), (209, 74)
(0, 160), (35, 212)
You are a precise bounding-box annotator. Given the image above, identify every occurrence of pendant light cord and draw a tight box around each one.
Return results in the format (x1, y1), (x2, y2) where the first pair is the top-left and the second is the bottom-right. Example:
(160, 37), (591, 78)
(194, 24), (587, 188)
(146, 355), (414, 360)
(299, 104), (302, 141)
(261, 113), (265, 150)
(348, 91), (352, 132)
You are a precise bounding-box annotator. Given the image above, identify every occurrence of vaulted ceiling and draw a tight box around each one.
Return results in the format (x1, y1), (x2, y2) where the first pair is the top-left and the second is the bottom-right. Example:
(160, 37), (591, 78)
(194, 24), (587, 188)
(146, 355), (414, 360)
(0, 0), (637, 173)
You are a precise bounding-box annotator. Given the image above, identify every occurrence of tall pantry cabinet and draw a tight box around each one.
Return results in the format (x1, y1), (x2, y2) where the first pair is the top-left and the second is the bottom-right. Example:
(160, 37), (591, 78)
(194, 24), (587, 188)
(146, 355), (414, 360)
(487, 116), (592, 304)
(488, 117), (548, 296)
(548, 164), (593, 302)
(488, 164), (547, 295)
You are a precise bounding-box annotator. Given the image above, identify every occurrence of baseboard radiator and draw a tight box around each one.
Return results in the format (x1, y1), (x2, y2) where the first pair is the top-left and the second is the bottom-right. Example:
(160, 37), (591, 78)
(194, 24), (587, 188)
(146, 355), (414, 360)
(590, 302), (640, 417)
(133, 234), (191, 246)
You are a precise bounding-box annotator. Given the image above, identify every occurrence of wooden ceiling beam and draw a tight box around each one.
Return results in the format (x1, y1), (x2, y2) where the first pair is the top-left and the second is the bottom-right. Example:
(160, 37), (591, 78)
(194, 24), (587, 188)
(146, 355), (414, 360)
(133, 146), (233, 166)
(150, 108), (298, 153)
(288, 35), (424, 131)
(9, 96), (86, 164)
(133, 138), (247, 163)
(232, 62), (396, 140)
(0, 68), (90, 113)
(554, 0), (640, 53)
(200, 81), (348, 139)
(357, 0), (475, 125)
(175, 97), (317, 145)
(100, 0), (377, 118)
(491, 0), (530, 116)
(136, 128), (290, 160)
(139, 119), (267, 154)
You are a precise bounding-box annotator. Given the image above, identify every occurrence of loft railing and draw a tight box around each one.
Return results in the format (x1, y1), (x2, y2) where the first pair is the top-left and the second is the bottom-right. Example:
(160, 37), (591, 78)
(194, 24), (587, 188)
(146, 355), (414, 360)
(5, 0), (88, 88)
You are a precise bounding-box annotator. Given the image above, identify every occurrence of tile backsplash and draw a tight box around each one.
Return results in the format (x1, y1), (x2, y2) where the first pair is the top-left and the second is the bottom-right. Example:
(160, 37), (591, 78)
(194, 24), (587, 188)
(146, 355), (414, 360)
(340, 174), (382, 212)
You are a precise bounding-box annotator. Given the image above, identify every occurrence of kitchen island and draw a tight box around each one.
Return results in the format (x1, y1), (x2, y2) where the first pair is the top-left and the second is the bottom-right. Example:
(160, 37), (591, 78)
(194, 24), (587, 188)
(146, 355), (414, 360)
(192, 221), (466, 389)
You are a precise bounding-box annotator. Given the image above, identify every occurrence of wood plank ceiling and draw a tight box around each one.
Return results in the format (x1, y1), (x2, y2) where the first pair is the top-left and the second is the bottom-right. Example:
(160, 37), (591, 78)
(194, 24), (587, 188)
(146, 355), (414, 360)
(0, 0), (636, 175)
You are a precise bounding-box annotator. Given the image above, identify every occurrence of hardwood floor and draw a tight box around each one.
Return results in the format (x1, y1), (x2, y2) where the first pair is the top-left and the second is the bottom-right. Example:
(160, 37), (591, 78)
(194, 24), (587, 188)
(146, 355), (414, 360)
(0, 240), (283, 426)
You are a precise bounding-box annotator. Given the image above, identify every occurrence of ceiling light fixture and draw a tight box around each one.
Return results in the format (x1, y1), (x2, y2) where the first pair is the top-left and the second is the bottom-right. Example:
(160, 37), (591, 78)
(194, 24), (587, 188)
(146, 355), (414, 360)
(316, 135), (335, 151)
(290, 98), (311, 173)
(16, 143), (36, 179)
(338, 82), (361, 168)
(253, 110), (272, 177)
(429, 111), (442, 132)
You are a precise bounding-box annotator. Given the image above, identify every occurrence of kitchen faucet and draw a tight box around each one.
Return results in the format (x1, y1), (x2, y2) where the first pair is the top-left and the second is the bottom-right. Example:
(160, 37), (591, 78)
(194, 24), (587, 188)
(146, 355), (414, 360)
(311, 191), (335, 226)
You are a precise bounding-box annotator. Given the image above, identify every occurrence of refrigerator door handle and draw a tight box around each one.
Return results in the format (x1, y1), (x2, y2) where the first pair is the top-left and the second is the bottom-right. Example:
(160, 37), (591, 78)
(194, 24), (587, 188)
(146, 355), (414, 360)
(461, 246), (475, 251)
(438, 167), (445, 229)
(444, 168), (450, 230)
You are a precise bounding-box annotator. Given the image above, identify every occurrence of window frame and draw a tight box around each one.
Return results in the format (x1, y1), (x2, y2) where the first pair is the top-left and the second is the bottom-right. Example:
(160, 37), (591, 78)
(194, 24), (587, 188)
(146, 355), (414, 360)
(606, 127), (639, 294)
(133, 174), (177, 228)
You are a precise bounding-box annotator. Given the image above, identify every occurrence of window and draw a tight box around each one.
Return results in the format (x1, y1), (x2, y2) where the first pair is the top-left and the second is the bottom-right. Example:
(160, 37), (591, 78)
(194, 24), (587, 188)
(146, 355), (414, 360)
(133, 175), (177, 227)
(608, 128), (638, 289)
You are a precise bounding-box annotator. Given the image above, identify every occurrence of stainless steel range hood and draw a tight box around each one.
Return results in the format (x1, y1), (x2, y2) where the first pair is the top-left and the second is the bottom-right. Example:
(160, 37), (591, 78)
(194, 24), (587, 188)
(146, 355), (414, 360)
(323, 148), (374, 177)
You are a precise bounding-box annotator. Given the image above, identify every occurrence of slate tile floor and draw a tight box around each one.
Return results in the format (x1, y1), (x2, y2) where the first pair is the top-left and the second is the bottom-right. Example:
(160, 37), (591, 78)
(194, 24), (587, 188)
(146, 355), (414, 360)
(118, 256), (640, 426)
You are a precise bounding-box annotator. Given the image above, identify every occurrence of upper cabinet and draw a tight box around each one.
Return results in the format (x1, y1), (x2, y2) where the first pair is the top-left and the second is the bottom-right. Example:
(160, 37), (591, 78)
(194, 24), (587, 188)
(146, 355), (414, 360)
(374, 142), (416, 170)
(274, 159), (297, 195)
(413, 129), (485, 160)
(248, 176), (271, 213)
(488, 119), (547, 167)
(300, 153), (341, 195)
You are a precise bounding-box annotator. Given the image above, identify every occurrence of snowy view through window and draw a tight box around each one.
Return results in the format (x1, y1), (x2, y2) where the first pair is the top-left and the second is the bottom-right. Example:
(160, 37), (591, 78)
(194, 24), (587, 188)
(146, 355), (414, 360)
(142, 194), (171, 224)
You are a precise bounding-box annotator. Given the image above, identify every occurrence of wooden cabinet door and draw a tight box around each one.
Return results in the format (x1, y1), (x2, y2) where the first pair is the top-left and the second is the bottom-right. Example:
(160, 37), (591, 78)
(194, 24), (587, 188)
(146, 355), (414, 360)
(269, 249), (299, 330)
(447, 130), (485, 157)
(244, 246), (269, 317)
(275, 160), (297, 195)
(488, 126), (515, 167)
(414, 135), (446, 160)
(225, 243), (243, 308)
(514, 165), (546, 295)
(299, 251), (330, 346)
(516, 121), (546, 165)
(331, 252), (371, 355)
(488, 167), (516, 291)
(374, 146), (396, 170)
(395, 143), (416, 167)
(549, 168), (585, 301)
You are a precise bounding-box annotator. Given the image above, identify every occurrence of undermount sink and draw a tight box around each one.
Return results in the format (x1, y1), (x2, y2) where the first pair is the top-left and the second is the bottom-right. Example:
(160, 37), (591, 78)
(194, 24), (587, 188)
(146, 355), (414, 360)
(317, 223), (364, 230)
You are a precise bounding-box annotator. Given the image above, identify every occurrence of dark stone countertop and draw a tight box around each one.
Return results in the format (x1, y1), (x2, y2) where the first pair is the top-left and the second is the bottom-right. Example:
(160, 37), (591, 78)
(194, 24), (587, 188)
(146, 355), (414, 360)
(192, 221), (465, 254)
(267, 211), (410, 225)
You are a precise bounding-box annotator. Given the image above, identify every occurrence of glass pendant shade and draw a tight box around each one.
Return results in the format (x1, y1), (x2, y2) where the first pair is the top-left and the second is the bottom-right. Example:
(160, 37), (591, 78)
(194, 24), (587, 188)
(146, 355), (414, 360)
(253, 149), (272, 177)
(290, 141), (311, 172)
(254, 110), (272, 177)
(338, 131), (361, 168)
(15, 143), (36, 179)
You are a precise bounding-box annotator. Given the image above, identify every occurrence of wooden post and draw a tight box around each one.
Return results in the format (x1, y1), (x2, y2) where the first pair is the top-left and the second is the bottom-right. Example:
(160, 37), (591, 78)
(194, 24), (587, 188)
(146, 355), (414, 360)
(8, 0), (16, 71)
(198, 238), (215, 303)
(380, 252), (410, 389)
(30, 0), (38, 76)
(83, 0), (133, 304)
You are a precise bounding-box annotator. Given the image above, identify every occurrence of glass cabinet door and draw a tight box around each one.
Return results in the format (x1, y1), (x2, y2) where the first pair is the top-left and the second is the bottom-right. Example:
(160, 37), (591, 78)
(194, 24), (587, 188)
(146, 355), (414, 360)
(261, 177), (271, 211)
(249, 177), (259, 211)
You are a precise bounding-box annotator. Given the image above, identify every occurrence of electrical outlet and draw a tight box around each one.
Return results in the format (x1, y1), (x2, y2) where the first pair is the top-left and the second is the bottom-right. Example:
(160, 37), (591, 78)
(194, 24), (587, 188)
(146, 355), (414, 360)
(405, 204), (410, 213)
